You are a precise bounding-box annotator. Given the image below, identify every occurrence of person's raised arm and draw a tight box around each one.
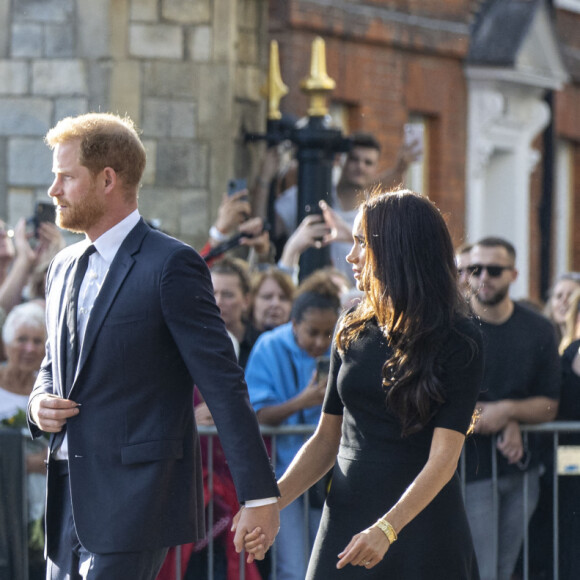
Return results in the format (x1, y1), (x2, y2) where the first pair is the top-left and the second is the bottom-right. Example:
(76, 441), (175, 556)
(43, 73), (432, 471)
(209, 190), (252, 246)
(0, 219), (38, 313)
(277, 214), (331, 281)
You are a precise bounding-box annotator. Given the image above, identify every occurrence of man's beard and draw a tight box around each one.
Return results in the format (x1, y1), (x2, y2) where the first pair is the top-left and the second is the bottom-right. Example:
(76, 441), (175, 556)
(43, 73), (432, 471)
(474, 284), (510, 306)
(57, 187), (105, 234)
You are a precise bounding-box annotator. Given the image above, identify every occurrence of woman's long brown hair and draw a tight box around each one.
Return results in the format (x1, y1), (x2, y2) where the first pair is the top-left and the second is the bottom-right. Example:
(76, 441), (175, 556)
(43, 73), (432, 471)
(336, 189), (471, 436)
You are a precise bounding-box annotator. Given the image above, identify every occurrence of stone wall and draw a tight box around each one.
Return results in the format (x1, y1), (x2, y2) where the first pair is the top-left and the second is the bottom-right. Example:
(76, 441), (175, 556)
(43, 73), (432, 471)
(0, 0), (268, 246)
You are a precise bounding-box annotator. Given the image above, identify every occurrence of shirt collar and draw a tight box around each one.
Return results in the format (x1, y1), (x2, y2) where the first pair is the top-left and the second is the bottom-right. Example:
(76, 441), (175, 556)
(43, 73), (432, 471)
(88, 210), (141, 265)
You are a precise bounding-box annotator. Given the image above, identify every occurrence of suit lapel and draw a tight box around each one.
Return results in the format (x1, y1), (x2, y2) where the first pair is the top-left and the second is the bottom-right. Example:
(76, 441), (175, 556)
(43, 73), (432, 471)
(68, 219), (150, 397)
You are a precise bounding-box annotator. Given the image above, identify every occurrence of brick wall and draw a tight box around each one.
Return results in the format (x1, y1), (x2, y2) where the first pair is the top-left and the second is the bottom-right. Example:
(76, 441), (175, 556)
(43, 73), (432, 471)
(270, 0), (471, 243)
(270, 0), (580, 298)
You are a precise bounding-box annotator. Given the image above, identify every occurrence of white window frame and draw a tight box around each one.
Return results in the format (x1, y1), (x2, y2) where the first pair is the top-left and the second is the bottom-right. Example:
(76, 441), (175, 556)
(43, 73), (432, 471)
(404, 115), (429, 196)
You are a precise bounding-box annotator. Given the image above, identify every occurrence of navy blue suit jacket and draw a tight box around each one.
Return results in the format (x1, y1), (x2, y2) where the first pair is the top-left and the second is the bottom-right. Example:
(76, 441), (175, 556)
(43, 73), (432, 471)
(29, 219), (278, 554)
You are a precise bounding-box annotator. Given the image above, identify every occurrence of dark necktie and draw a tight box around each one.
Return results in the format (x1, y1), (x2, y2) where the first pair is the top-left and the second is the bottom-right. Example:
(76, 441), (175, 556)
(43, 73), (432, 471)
(65, 244), (96, 395)
(53, 245), (96, 454)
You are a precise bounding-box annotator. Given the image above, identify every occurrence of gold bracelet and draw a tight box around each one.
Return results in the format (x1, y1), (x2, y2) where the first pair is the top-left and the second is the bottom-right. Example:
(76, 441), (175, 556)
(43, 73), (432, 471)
(374, 518), (397, 544)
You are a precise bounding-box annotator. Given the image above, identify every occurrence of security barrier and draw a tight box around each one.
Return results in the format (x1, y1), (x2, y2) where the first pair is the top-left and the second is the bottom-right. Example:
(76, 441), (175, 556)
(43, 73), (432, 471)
(6, 422), (580, 579)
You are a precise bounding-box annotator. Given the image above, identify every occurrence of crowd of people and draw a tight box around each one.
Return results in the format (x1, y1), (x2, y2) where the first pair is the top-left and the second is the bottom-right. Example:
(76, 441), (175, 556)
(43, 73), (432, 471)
(1, 111), (579, 580)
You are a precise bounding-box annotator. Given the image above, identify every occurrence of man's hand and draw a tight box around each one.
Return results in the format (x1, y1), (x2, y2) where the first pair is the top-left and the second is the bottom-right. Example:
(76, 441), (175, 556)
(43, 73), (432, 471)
(496, 420), (524, 464)
(473, 401), (511, 434)
(30, 394), (80, 432)
(233, 503), (280, 563)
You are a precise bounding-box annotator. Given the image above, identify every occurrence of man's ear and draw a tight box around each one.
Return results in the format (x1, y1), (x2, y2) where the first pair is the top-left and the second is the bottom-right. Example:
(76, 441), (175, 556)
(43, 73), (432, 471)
(102, 167), (117, 193)
(511, 268), (519, 282)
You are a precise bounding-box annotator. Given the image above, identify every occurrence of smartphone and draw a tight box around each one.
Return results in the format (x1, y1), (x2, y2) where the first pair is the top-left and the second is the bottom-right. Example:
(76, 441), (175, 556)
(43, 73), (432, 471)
(315, 356), (331, 382)
(227, 178), (248, 199)
(30, 201), (56, 237)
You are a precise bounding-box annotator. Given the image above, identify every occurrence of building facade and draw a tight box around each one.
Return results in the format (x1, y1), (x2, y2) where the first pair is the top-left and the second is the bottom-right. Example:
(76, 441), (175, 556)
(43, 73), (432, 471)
(0, 0), (579, 300)
(269, 0), (580, 300)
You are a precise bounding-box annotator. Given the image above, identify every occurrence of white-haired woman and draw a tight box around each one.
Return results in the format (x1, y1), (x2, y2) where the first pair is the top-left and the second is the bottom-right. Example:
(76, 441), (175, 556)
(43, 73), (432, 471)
(0, 301), (47, 579)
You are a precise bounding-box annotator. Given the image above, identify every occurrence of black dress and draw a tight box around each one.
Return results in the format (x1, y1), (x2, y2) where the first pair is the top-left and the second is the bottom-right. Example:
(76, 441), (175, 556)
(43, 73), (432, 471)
(307, 317), (483, 579)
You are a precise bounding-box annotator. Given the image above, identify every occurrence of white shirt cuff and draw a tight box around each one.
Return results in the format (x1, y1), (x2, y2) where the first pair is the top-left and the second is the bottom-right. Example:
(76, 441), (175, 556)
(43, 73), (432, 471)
(244, 497), (278, 508)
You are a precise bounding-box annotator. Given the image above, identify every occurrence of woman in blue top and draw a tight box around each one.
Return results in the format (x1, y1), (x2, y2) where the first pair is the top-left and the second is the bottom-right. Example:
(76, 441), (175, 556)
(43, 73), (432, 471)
(246, 274), (341, 580)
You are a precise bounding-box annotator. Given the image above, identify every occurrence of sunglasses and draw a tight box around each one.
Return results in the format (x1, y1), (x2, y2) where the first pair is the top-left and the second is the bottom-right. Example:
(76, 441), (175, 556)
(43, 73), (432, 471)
(467, 264), (513, 278)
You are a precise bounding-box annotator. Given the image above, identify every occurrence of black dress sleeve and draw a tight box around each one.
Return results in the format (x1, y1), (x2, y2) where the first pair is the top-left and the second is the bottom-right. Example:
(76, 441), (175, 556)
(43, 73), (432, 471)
(322, 332), (344, 416)
(433, 318), (484, 435)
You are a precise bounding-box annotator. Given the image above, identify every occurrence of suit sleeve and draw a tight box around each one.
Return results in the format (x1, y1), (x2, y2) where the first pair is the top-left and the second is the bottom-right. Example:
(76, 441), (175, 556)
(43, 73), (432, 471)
(160, 245), (278, 501)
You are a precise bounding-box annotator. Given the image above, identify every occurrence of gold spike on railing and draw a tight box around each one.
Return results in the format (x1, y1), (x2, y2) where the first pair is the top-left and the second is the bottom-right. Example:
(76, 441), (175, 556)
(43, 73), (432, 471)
(300, 37), (336, 117)
(260, 40), (289, 121)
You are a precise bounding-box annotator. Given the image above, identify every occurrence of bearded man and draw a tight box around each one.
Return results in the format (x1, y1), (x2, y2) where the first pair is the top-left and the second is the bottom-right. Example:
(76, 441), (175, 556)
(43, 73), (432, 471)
(27, 113), (279, 580)
(463, 237), (560, 580)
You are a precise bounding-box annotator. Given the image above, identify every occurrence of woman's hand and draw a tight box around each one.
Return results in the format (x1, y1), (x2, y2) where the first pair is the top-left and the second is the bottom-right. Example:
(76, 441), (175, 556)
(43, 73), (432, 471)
(194, 402), (214, 426)
(231, 508), (267, 562)
(336, 525), (391, 570)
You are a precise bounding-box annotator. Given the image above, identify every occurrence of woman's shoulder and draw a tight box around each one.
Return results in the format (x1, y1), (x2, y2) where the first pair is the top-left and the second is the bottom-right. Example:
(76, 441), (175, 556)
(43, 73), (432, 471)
(441, 315), (484, 368)
(451, 314), (483, 344)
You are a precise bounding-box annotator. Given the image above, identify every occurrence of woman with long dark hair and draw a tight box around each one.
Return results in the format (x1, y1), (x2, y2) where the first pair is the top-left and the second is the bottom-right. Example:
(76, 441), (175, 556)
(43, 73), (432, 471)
(241, 189), (483, 578)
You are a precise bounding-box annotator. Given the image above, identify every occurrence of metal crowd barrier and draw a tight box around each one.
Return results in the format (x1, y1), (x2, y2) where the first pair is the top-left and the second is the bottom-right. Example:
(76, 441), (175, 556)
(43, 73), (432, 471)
(510, 421), (580, 580)
(5, 423), (579, 579)
(194, 422), (580, 580)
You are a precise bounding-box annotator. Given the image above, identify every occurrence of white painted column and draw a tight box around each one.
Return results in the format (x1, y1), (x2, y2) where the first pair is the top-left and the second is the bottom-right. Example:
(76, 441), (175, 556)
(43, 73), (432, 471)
(465, 79), (550, 298)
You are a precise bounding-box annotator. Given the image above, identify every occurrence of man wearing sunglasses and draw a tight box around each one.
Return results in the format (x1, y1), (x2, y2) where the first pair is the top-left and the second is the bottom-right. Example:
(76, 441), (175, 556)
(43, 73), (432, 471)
(462, 237), (560, 580)
(455, 243), (473, 299)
